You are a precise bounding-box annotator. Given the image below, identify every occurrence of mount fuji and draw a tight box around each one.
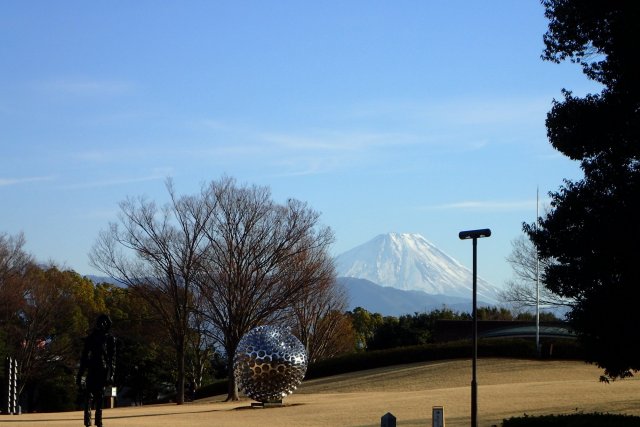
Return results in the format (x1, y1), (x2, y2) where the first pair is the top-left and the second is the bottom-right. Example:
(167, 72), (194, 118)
(335, 233), (501, 306)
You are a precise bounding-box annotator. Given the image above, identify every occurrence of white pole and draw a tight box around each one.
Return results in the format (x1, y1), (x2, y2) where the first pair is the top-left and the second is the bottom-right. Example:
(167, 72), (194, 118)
(536, 187), (541, 356)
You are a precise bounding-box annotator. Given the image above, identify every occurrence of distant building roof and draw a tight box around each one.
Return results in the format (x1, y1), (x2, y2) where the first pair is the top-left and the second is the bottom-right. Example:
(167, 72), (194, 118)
(434, 320), (575, 342)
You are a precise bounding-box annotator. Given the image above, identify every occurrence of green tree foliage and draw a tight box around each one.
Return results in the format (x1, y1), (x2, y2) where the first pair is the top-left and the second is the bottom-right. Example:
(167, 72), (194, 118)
(1, 231), (215, 410)
(347, 307), (384, 350)
(0, 258), (107, 411)
(526, 0), (640, 380)
(357, 307), (562, 352)
(357, 308), (470, 351)
(94, 282), (178, 405)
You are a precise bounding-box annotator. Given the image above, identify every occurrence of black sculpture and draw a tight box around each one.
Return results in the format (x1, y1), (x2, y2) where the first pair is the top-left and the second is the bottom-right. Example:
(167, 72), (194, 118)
(77, 314), (116, 427)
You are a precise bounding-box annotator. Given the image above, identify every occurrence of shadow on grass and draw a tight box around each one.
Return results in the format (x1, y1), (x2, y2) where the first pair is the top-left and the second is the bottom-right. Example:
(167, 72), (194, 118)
(0, 403), (308, 423)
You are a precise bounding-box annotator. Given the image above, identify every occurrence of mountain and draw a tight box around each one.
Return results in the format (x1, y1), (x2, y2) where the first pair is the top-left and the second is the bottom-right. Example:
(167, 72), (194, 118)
(85, 275), (123, 286)
(335, 233), (501, 304)
(338, 277), (495, 316)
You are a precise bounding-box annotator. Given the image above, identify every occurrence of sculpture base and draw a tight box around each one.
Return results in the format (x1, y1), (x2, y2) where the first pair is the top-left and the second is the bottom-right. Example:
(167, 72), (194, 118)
(251, 400), (283, 408)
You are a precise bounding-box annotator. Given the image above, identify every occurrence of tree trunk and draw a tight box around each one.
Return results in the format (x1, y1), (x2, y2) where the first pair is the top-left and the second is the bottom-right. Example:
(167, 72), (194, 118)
(176, 340), (185, 405)
(225, 352), (239, 401)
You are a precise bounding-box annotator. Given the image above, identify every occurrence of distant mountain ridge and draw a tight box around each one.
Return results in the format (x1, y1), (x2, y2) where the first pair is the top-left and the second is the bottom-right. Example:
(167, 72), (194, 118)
(338, 277), (497, 316)
(335, 233), (500, 304)
(87, 233), (502, 317)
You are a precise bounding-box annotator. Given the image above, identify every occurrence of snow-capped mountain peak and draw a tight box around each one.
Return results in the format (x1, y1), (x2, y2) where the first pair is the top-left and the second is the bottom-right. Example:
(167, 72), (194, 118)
(335, 233), (500, 304)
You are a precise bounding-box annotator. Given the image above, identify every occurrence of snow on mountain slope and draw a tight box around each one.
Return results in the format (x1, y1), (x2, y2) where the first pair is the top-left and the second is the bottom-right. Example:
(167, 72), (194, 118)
(335, 233), (500, 304)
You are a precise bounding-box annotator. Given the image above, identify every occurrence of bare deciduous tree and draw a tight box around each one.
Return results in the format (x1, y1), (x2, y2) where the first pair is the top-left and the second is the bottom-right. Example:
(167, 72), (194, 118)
(0, 232), (32, 324)
(0, 232), (31, 278)
(186, 294), (214, 391)
(90, 180), (211, 405)
(499, 234), (573, 311)
(195, 177), (335, 401)
(287, 250), (353, 363)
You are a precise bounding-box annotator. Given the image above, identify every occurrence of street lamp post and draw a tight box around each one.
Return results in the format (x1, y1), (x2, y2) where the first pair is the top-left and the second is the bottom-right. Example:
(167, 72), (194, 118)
(459, 228), (491, 427)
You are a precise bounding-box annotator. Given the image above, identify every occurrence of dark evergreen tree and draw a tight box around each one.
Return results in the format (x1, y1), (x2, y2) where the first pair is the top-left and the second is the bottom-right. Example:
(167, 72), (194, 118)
(526, 0), (640, 380)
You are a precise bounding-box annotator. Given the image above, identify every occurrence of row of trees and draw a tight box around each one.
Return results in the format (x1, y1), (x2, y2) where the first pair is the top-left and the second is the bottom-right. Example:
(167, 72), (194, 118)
(0, 234), (179, 411)
(351, 306), (560, 352)
(0, 233), (355, 410)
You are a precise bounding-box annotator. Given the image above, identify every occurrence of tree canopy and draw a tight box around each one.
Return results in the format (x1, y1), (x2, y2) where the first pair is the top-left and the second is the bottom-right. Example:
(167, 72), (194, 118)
(526, 0), (640, 380)
(194, 177), (337, 400)
(91, 176), (342, 402)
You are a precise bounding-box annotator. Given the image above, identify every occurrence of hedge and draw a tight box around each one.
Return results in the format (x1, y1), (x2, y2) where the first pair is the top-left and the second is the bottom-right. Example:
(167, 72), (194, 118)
(305, 338), (583, 379)
(503, 413), (640, 427)
(194, 338), (583, 399)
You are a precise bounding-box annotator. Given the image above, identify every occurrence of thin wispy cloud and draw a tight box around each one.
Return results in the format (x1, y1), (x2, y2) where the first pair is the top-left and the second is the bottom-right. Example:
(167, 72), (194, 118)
(197, 118), (420, 151)
(75, 208), (121, 221)
(62, 172), (169, 190)
(269, 156), (346, 177)
(192, 119), (424, 175)
(347, 96), (552, 127)
(71, 146), (178, 163)
(259, 130), (418, 151)
(0, 176), (54, 187)
(435, 98), (550, 126)
(38, 79), (134, 97)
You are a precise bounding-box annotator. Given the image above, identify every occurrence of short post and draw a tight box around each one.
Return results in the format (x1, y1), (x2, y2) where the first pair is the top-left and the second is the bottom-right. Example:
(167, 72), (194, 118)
(104, 386), (117, 409)
(381, 412), (396, 427)
(433, 406), (445, 427)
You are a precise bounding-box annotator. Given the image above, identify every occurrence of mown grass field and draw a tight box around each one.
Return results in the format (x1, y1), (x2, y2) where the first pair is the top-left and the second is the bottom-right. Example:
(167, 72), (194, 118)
(3, 358), (639, 427)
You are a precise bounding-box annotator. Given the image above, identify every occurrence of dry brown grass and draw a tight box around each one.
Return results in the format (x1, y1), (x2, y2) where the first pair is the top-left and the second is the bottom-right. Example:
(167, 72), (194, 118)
(3, 358), (639, 427)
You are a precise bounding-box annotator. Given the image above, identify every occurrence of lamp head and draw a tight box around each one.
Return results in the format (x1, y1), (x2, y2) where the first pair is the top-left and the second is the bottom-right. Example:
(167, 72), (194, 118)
(459, 229), (491, 240)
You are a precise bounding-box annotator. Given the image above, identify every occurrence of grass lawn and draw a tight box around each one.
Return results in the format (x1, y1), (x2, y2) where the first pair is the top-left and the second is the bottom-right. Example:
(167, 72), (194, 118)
(3, 358), (639, 427)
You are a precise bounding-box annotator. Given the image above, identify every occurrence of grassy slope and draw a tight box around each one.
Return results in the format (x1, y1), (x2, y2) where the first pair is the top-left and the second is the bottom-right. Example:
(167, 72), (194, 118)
(6, 359), (640, 427)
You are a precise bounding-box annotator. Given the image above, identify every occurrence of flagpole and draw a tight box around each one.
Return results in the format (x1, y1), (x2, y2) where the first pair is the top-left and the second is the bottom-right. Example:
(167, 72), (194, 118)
(536, 187), (540, 356)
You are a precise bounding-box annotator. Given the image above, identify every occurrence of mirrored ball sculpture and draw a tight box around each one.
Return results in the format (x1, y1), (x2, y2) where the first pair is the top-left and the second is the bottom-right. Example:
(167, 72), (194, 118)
(233, 325), (308, 403)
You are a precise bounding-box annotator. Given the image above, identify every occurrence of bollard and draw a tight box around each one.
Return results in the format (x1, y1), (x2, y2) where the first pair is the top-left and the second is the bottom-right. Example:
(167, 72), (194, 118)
(381, 412), (396, 427)
(433, 406), (445, 427)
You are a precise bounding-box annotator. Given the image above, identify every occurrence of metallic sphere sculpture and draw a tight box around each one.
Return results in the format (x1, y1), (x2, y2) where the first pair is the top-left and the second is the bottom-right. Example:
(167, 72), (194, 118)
(233, 325), (308, 403)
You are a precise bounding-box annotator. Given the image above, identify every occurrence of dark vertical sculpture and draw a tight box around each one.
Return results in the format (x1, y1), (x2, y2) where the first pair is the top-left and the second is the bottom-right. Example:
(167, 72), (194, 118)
(76, 314), (116, 427)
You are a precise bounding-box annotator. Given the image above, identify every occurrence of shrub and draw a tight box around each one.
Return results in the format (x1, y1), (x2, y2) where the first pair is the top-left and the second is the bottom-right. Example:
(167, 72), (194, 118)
(193, 379), (227, 400)
(503, 412), (640, 427)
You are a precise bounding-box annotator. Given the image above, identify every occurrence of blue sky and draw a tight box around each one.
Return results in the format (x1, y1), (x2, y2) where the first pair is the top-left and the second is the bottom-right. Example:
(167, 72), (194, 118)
(1, 1), (600, 288)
